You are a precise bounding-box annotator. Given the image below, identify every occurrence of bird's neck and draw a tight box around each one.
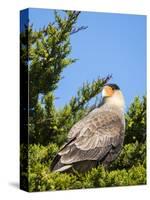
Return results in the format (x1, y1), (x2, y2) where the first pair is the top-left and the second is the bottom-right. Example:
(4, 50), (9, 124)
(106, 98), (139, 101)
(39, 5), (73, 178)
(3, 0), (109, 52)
(103, 90), (125, 112)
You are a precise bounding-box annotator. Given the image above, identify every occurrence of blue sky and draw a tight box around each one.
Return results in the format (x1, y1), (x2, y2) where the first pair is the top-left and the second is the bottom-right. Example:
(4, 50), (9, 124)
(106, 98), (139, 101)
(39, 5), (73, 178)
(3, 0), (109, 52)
(23, 8), (146, 110)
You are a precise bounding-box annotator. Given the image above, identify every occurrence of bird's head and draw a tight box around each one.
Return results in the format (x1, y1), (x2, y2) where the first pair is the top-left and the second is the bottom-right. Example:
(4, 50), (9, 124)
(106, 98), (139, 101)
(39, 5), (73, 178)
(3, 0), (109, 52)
(102, 83), (125, 111)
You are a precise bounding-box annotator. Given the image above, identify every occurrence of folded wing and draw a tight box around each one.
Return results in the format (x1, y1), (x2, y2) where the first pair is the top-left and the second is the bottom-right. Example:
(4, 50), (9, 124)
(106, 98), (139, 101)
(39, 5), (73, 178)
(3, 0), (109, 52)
(51, 110), (124, 172)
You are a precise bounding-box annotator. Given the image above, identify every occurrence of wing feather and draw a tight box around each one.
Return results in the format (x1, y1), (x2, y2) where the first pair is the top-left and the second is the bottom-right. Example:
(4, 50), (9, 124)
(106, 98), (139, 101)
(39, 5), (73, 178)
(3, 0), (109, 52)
(59, 110), (124, 165)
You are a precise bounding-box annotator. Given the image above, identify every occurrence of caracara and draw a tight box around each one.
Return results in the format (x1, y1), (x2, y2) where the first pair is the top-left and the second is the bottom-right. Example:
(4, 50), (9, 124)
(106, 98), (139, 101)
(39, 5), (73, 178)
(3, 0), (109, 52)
(51, 84), (125, 173)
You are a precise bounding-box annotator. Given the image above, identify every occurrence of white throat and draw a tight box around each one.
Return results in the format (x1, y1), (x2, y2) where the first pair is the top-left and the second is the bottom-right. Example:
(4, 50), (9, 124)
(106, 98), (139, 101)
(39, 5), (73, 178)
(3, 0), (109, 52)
(102, 90), (125, 112)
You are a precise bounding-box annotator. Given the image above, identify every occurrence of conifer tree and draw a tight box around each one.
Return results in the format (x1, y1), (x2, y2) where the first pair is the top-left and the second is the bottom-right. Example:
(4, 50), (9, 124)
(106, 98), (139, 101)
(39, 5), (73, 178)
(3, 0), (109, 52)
(21, 10), (111, 145)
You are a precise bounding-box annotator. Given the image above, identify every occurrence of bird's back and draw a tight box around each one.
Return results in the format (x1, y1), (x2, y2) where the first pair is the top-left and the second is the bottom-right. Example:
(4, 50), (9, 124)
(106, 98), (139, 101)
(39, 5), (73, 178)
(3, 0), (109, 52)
(51, 103), (125, 173)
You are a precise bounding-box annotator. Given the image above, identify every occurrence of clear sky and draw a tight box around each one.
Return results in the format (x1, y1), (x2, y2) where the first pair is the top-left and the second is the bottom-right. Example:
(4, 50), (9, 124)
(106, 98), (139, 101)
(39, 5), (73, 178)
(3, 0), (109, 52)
(25, 8), (146, 110)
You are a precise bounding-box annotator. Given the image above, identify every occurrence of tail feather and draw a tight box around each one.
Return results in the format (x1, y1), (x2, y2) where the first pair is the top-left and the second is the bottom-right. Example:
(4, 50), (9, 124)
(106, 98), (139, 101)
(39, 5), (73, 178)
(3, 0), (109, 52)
(53, 165), (72, 172)
(50, 154), (62, 171)
(51, 138), (76, 172)
(51, 154), (72, 172)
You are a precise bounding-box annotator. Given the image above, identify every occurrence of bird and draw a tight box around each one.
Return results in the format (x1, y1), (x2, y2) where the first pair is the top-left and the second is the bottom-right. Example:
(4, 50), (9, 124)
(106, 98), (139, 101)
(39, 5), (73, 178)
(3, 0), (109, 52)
(51, 83), (125, 173)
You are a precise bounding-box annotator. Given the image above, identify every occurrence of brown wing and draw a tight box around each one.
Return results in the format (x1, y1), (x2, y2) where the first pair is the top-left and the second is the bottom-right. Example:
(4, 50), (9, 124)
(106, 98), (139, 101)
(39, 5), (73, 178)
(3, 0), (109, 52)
(68, 108), (101, 139)
(59, 111), (124, 165)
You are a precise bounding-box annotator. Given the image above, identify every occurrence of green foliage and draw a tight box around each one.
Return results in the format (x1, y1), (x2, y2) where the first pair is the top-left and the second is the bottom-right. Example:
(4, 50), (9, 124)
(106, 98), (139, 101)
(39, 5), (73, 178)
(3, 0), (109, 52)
(20, 142), (146, 192)
(109, 142), (146, 170)
(125, 96), (146, 144)
(83, 164), (146, 188)
(28, 11), (81, 108)
(20, 10), (146, 192)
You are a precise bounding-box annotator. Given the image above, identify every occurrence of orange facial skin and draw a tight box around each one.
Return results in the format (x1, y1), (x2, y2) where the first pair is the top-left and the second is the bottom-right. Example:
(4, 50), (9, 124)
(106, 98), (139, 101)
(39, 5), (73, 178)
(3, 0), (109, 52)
(104, 86), (114, 97)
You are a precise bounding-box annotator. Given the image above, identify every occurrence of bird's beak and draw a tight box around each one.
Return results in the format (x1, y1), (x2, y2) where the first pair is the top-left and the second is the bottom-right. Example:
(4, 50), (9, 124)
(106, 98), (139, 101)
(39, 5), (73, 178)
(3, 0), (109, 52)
(102, 86), (114, 97)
